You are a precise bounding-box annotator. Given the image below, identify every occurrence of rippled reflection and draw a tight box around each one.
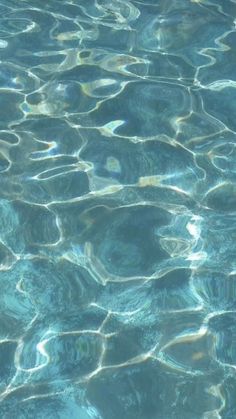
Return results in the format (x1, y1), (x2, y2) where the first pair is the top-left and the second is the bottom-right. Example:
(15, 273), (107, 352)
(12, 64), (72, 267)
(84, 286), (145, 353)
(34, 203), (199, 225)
(0, 0), (236, 417)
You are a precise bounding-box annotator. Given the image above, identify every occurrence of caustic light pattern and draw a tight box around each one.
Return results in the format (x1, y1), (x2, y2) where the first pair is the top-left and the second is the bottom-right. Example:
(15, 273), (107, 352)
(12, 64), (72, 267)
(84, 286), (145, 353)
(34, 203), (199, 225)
(0, 0), (236, 418)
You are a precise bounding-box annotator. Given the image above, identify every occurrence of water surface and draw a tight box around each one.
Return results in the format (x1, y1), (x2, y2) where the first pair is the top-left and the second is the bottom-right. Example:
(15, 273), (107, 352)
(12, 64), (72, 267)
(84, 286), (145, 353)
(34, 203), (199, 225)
(0, 0), (236, 418)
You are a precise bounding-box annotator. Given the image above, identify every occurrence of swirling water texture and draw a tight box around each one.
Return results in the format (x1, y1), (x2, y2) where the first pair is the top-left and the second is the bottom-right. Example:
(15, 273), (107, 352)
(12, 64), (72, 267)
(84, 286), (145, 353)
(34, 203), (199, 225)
(0, 0), (236, 417)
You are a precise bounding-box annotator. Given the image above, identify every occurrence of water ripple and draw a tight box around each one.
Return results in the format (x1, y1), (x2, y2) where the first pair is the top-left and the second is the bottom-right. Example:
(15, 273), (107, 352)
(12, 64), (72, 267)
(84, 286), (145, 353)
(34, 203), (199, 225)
(0, 0), (236, 417)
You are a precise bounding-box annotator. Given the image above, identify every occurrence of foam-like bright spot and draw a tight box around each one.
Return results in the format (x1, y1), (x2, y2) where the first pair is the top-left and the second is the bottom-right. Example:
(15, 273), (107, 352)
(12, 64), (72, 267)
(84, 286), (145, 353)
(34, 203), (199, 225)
(0, 40), (8, 48)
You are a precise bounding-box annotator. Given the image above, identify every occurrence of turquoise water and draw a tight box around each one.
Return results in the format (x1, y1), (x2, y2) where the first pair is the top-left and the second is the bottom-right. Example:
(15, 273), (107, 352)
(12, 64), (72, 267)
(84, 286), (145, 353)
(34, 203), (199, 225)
(0, 0), (236, 417)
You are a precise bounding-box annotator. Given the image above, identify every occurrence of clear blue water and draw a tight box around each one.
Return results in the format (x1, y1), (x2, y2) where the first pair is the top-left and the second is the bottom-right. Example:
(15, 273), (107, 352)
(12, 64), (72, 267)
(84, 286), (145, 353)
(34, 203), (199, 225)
(0, 0), (236, 417)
